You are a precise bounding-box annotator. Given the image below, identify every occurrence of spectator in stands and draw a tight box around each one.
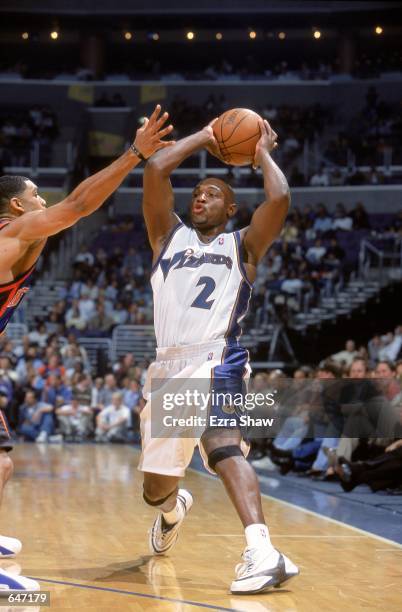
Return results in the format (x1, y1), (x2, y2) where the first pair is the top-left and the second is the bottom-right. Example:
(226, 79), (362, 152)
(56, 395), (93, 441)
(306, 239), (327, 265)
(281, 270), (304, 295)
(0, 354), (18, 387)
(41, 374), (72, 408)
(28, 322), (48, 348)
(375, 360), (401, 401)
(270, 361), (343, 474)
(18, 390), (55, 443)
(335, 435), (402, 493)
(38, 354), (65, 380)
(78, 295), (96, 322)
(368, 334), (382, 364)
(332, 203), (353, 231)
(113, 353), (138, 385)
(91, 377), (104, 409)
(351, 202), (371, 229)
(326, 238), (345, 263)
(97, 374), (119, 408)
(72, 374), (92, 405)
(378, 327), (402, 362)
(0, 368), (13, 406)
(282, 133), (300, 155)
(80, 279), (99, 301)
(87, 303), (115, 335)
(65, 301), (87, 332)
(95, 392), (130, 442)
(330, 340), (358, 367)
(309, 165), (329, 187)
(396, 361), (402, 382)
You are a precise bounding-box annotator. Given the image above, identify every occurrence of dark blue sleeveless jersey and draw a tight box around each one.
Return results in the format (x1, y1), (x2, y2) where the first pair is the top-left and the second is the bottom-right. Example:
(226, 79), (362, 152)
(0, 220), (35, 334)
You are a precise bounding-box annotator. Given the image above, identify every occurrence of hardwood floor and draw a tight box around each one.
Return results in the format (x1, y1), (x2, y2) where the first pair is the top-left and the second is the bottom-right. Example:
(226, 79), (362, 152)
(1, 444), (401, 611)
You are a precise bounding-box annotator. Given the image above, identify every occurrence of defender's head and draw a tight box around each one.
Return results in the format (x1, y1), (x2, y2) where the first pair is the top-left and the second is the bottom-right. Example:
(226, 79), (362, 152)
(190, 177), (236, 231)
(0, 175), (46, 218)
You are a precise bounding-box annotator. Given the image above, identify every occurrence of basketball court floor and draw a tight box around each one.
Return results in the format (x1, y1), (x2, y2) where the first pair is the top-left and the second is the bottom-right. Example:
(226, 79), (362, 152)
(2, 444), (401, 611)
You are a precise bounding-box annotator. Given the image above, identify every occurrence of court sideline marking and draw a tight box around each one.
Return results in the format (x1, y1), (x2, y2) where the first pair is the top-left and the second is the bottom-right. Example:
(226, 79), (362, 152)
(25, 577), (245, 612)
(189, 466), (402, 550)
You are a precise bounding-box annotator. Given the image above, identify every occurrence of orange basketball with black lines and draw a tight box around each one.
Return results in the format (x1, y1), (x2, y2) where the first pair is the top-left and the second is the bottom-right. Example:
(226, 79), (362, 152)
(213, 108), (262, 166)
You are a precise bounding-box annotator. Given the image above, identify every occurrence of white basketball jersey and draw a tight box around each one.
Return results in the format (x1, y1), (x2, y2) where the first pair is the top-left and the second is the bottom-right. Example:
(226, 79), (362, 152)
(151, 222), (252, 348)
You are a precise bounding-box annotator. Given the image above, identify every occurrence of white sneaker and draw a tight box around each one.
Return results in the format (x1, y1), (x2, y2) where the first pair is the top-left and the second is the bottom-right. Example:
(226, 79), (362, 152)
(0, 568), (40, 593)
(230, 547), (299, 594)
(251, 456), (277, 470)
(0, 536), (22, 558)
(48, 434), (63, 444)
(35, 431), (48, 444)
(149, 489), (193, 555)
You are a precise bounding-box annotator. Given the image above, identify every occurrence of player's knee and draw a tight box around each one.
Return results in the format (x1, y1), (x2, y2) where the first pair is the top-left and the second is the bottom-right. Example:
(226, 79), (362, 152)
(143, 482), (177, 507)
(0, 452), (13, 483)
(207, 445), (244, 472)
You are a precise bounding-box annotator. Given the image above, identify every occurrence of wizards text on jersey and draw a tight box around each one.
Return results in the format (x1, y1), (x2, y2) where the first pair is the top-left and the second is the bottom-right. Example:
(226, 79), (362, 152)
(160, 248), (233, 281)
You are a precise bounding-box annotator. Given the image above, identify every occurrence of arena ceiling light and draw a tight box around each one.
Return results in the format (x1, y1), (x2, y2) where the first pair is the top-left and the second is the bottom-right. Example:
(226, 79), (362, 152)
(375, 25), (383, 35)
(249, 30), (257, 39)
(186, 31), (195, 40)
(216, 32), (223, 40)
(21, 32), (29, 40)
(278, 31), (286, 40)
(313, 30), (322, 39)
(50, 30), (59, 40)
(124, 31), (132, 41)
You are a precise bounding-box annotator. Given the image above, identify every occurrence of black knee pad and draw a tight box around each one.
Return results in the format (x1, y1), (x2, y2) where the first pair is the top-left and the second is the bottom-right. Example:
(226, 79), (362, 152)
(143, 487), (176, 507)
(208, 445), (244, 471)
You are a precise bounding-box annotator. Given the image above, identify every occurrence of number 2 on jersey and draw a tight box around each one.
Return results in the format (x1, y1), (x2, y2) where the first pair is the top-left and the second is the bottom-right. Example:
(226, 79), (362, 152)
(191, 276), (216, 310)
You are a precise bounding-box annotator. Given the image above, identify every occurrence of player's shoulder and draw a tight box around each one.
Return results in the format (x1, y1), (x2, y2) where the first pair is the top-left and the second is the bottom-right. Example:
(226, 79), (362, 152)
(0, 211), (44, 238)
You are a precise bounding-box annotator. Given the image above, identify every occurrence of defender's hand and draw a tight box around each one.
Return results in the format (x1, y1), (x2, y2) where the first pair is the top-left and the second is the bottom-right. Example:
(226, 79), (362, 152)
(133, 104), (175, 159)
(253, 119), (278, 168)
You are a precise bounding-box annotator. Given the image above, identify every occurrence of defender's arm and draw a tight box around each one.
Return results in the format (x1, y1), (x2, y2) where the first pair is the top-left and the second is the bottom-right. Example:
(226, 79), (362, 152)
(5, 105), (173, 242)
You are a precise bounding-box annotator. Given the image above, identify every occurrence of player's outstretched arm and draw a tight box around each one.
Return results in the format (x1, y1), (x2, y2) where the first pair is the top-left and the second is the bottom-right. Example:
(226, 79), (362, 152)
(143, 124), (215, 252)
(243, 119), (290, 265)
(8, 105), (174, 241)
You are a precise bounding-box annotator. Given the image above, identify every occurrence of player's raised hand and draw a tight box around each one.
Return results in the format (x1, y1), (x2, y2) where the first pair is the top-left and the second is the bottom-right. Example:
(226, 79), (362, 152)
(253, 119), (278, 168)
(133, 104), (175, 159)
(203, 118), (227, 164)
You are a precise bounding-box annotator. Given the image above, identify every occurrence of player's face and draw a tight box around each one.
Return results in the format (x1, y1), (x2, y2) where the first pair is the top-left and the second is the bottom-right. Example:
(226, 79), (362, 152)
(19, 180), (47, 212)
(190, 182), (232, 229)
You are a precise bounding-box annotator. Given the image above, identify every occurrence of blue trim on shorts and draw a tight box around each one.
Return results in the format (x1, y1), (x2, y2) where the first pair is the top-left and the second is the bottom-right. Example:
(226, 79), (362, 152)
(206, 346), (249, 430)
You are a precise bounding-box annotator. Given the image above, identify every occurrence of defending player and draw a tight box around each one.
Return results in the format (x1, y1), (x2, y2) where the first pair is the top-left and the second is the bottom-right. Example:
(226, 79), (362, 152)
(140, 118), (299, 594)
(0, 105), (173, 592)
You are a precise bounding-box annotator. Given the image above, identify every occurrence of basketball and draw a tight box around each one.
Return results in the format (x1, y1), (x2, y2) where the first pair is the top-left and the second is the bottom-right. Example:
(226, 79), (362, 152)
(213, 108), (262, 166)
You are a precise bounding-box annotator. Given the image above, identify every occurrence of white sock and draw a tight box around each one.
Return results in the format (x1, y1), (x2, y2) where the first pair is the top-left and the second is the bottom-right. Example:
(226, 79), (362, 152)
(245, 524), (274, 551)
(162, 499), (181, 525)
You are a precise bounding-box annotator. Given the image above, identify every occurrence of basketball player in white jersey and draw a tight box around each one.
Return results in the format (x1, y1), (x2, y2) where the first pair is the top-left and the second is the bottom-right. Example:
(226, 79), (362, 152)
(0, 105), (173, 592)
(139, 117), (299, 594)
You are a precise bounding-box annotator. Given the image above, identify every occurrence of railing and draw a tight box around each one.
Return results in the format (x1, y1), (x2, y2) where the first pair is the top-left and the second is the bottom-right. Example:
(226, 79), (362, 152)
(3, 140), (75, 176)
(359, 238), (402, 283)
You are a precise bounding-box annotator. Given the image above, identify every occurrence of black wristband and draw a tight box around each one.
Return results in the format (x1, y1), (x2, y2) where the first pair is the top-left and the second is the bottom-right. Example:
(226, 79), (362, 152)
(130, 143), (147, 161)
